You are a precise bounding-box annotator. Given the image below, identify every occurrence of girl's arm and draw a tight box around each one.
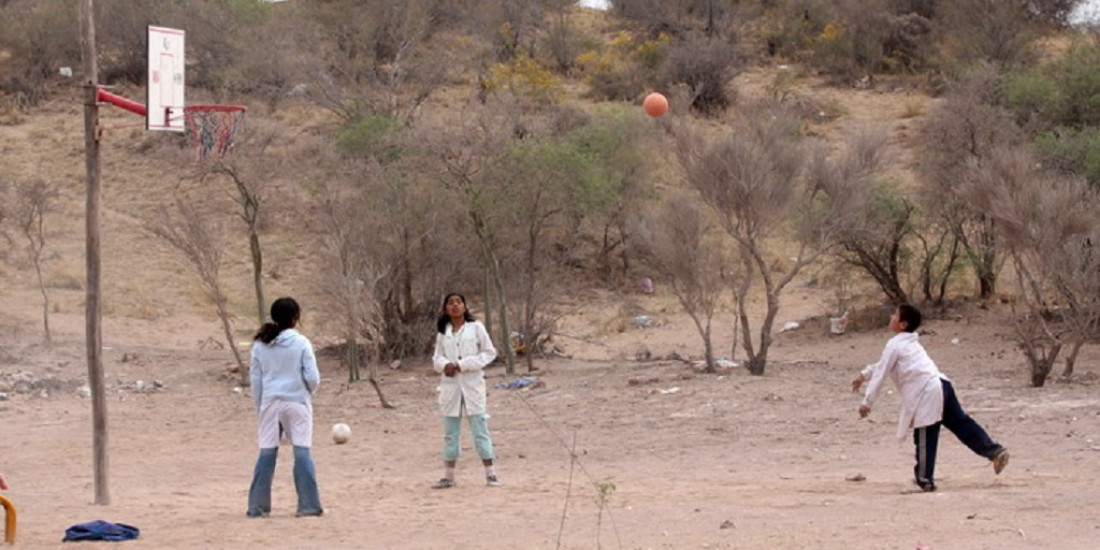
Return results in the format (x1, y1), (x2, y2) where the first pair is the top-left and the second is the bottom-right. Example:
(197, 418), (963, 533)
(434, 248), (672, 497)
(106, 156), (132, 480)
(250, 345), (264, 410)
(301, 340), (321, 394)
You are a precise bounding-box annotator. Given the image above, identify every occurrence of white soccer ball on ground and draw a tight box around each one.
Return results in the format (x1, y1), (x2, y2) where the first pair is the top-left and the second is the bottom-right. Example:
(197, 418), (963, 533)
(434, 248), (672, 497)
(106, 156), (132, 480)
(331, 422), (352, 444)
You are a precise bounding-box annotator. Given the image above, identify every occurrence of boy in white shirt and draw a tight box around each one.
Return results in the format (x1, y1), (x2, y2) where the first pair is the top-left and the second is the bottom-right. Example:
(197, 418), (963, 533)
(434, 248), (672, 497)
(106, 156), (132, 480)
(853, 304), (1009, 492)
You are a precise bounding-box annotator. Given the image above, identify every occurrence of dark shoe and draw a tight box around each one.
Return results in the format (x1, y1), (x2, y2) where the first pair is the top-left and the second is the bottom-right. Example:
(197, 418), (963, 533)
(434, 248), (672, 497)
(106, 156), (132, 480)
(432, 478), (455, 489)
(902, 480), (936, 494)
(486, 475), (500, 487)
(992, 449), (1010, 475)
(295, 509), (324, 517)
(246, 510), (269, 518)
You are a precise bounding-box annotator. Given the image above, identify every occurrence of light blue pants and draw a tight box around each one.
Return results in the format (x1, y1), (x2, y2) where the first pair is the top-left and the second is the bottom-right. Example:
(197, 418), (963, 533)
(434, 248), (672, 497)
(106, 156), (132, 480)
(247, 446), (323, 517)
(442, 413), (495, 462)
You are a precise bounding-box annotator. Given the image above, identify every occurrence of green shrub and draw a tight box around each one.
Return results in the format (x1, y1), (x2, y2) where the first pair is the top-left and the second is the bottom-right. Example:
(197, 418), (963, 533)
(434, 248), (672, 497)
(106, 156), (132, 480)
(1034, 127), (1100, 187)
(336, 115), (402, 162)
(1001, 71), (1059, 126)
(1053, 43), (1100, 127)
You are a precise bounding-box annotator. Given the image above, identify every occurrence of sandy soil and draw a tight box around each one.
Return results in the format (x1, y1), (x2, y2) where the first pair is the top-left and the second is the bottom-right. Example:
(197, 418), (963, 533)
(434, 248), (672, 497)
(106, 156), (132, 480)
(2, 286), (1100, 550)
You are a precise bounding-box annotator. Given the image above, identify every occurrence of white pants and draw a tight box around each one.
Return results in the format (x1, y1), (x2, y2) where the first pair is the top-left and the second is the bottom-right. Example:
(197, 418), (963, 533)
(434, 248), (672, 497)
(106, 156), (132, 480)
(257, 399), (313, 448)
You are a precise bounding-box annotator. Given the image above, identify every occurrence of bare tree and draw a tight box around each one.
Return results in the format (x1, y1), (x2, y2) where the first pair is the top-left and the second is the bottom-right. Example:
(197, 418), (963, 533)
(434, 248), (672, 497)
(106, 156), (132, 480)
(13, 178), (60, 345)
(300, 0), (445, 125)
(192, 121), (285, 327)
(673, 106), (814, 374)
(962, 145), (1100, 386)
(0, 179), (10, 257)
(911, 217), (963, 305)
(809, 127), (906, 305)
(632, 190), (728, 371)
(149, 198), (247, 382)
(934, 0), (1041, 69)
(917, 65), (1023, 300)
(310, 154), (394, 408)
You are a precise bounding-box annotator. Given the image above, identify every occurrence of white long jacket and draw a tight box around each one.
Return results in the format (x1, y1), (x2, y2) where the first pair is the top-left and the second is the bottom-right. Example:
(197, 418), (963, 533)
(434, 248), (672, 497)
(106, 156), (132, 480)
(860, 331), (945, 440)
(432, 320), (497, 417)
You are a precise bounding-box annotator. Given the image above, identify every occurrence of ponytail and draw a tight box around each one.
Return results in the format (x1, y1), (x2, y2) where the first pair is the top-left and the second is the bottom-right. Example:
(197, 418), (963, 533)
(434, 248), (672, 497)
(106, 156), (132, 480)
(255, 297), (301, 344)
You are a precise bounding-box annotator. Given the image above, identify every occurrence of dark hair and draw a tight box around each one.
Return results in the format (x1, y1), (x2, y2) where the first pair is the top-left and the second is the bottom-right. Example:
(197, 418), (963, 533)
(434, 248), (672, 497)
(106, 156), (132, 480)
(897, 303), (922, 332)
(436, 292), (475, 334)
(255, 297), (301, 344)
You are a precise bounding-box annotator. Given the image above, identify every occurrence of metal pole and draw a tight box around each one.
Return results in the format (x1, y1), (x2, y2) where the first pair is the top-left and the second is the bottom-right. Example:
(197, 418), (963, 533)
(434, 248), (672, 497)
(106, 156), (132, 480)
(80, 0), (110, 505)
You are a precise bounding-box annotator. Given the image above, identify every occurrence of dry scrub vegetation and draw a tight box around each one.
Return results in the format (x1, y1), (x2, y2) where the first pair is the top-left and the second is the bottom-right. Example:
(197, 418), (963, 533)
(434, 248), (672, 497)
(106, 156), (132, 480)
(2, 2), (1100, 388)
(3, 0), (1100, 387)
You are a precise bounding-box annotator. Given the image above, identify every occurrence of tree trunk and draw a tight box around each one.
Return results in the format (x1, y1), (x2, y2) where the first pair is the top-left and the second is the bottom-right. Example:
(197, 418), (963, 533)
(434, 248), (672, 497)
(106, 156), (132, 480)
(1020, 337), (1059, 388)
(487, 247), (515, 375)
(1062, 339), (1084, 379)
(346, 334), (360, 382)
(702, 322), (714, 372)
(35, 259), (51, 345)
(249, 229), (266, 325)
(746, 355), (767, 376)
(215, 293), (247, 385)
(366, 353), (394, 409)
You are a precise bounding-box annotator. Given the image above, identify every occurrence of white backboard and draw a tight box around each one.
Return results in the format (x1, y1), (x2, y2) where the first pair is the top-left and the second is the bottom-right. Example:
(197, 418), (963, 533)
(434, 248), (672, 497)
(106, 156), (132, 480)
(147, 26), (186, 132)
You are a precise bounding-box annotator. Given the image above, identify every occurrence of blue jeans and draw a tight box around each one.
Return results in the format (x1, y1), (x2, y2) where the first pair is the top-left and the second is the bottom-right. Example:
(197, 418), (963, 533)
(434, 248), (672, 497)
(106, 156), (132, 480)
(247, 446), (323, 516)
(442, 414), (495, 462)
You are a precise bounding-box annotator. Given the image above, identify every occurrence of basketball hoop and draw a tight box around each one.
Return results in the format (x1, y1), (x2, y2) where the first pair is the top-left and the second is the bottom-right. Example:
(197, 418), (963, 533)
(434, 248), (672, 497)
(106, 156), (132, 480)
(183, 105), (246, 160)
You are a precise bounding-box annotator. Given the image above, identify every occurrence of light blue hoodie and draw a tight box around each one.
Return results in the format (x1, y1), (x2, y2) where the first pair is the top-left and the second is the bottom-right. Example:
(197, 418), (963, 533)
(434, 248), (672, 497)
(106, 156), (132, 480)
(250, 328), (320, 410)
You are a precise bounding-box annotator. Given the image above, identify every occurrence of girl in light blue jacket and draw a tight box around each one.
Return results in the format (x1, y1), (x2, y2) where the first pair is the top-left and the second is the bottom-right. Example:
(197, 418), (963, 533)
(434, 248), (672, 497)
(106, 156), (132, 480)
(246, 297), (323, 517)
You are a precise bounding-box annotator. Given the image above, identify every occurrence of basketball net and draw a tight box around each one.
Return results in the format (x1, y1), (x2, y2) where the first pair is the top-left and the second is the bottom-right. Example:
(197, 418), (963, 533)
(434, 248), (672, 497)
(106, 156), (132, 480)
(183, 105), (246, 160)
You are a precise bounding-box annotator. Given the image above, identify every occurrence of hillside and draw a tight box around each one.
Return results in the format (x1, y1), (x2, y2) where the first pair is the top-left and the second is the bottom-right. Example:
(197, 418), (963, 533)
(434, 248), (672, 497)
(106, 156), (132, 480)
(0, 60), (928, 350)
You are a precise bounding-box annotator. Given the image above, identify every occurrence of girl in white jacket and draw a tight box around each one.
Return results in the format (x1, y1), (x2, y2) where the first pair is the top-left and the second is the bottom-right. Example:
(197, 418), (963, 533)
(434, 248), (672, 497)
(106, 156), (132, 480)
(431, 293), (499, 488)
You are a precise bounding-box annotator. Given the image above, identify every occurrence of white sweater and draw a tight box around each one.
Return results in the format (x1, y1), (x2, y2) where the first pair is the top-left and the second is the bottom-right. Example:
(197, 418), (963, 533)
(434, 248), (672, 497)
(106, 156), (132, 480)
(860, 331), (945, 440)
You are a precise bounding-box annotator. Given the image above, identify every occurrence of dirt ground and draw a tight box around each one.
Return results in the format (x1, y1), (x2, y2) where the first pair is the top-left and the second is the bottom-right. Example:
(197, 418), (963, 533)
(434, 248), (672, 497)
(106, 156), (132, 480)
(2, 285), (1100, 550)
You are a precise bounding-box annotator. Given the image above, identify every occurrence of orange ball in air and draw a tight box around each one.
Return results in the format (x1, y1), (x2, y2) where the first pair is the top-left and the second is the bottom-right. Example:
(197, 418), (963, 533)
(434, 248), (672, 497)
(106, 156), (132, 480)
(643, 92), (668, 118)
(642, 91), (664, 117)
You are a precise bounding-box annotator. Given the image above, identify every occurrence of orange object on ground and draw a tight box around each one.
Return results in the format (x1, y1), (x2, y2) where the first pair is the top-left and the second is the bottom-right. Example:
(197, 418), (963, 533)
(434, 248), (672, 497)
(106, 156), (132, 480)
(1, 494), (15, 544)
